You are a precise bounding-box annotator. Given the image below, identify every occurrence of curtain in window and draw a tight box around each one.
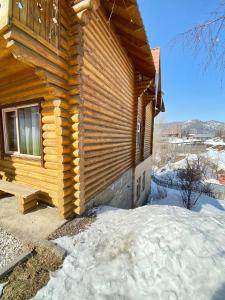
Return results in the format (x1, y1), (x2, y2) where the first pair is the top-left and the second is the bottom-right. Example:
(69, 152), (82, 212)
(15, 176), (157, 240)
(18, 106), (40, 156)
(5, 111), (18, 152)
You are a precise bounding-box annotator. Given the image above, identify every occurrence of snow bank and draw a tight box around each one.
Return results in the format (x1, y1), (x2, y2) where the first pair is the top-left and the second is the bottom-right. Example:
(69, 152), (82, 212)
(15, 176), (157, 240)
(33, 205), (225, 300)
(150, 182), (225, 215)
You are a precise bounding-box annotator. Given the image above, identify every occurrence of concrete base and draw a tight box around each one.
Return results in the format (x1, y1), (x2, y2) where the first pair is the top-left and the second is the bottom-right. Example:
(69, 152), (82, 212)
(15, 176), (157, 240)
(86, 159), (153, 211)
(133, 155), (152, 207)
(87, 168), (133, 210)
(0, 196), (66, 241)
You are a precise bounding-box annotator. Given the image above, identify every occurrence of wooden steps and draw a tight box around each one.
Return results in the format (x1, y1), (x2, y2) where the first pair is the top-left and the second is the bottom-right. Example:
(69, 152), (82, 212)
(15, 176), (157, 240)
(0, 180), (39, 214)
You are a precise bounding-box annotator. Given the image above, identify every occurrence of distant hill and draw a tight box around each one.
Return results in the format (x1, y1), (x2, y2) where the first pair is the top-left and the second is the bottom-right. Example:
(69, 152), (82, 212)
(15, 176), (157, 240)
(159, 120), (225, 136)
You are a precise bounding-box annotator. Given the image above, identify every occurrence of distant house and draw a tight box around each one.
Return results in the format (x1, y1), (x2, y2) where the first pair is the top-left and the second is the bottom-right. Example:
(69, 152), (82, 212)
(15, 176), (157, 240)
(188, 133), (214, 142)
(0, 0), (164, 217)
(219, 176), (225, 185)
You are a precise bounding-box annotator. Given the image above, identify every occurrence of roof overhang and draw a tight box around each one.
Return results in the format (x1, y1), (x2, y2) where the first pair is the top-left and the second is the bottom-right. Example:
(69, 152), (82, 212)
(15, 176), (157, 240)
(151, 48), (165, 114)
(72, 0), (165, 114)
(101, 0), (155, 78)
(72, 0), (156, 78)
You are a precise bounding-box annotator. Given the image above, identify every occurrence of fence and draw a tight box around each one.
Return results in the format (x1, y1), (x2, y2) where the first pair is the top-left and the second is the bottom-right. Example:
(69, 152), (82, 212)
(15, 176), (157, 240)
(152, 175), (225, 200)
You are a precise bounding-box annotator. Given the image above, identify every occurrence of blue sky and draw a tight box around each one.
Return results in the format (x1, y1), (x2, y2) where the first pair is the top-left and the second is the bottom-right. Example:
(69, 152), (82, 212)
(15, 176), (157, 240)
(137, 0), (225, 122)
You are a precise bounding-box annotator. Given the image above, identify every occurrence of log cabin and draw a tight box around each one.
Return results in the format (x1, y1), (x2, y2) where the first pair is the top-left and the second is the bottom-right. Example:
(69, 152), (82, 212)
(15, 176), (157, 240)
(0, 0), (165, 218)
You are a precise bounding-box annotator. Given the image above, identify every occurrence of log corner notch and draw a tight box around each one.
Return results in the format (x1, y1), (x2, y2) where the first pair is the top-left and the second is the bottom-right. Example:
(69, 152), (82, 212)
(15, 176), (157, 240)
(72, 0), (100, 25)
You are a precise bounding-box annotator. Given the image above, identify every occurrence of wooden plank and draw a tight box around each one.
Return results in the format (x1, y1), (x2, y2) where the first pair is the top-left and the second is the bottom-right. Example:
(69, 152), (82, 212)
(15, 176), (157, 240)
(0, 180), (40, 197)
(19, 0), (27, 25)
(106, 13), (142, 32)
(33, 0), (40, 35)
(12, 0), (20, 20)
(39, 0), (46, 39)
(106, 0), (135, 9)
(27, 0), (34, 32)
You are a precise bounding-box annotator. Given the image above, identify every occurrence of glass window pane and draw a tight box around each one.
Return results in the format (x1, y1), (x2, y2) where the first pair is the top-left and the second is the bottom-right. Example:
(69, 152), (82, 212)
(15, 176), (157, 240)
(18, 106), (40, 156)
(5, 111), (18, 152)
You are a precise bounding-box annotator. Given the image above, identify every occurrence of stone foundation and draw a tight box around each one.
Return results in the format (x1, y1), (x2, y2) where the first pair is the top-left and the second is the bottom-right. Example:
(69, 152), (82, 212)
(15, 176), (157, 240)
(86, 168), (133, 210)
(85, 157), (153, 213)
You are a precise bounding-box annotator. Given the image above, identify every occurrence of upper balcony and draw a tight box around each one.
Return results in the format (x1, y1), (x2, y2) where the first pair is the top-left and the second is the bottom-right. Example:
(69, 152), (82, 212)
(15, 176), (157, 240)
(0, 0), (60, 49)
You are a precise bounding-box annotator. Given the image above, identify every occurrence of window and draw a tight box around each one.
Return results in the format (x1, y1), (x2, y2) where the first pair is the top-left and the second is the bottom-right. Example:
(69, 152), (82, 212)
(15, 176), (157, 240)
(2, 104), (41, 158)
(137, 122), (142, 146)
(142, 171), (146, 192)
(136, 177), (141, 201)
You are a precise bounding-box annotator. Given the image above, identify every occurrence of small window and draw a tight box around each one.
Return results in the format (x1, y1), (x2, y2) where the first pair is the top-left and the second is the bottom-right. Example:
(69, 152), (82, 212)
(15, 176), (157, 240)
(142, 171), (146, 192)
(136, 122), (142, 146)
(2, 104), (41, 158)
(138, 73), (143, 81)
(136, 177), (141, 200)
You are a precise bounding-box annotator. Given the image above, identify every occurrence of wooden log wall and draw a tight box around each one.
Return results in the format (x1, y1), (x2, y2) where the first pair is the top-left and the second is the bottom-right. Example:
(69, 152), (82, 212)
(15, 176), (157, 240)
(0, 69), (59, 206)
(80, 7), (135, 204)
(0, 1), (80, 217)
(67, 17), (84, 215)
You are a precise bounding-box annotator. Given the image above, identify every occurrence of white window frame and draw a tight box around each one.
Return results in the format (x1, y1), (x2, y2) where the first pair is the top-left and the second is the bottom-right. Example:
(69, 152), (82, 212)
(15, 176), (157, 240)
(142, 171), (146, 192)
(136, 177), (141, 201)
(137, 122), (142, 146)
(2, 103), (41, 159)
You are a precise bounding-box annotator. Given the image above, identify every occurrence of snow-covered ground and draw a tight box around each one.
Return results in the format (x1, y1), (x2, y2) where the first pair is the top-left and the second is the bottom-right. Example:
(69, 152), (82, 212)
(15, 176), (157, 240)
(151, 182), (225, 215)
(33, 196), (225, 300)
(205, 138), (225, 146)
(0, 283), (7, 298)
(165, 137), (225, 147)
(166, 137), (201, 144)
(154, 150), (225, 184)
(153, 154), (198, 181)
(206, 149), (225, 171)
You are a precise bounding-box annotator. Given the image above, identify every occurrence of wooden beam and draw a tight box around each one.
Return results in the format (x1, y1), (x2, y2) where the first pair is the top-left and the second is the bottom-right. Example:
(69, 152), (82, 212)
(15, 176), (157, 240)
(126, 48), (153, 67)
(118, 34), (147, 51)
(106, 13), (142, 32)
(120, 39), (150, 59)
(134, 61), (155, 78)
(105, 0), (135, 9)
(116, 28), (147, 47)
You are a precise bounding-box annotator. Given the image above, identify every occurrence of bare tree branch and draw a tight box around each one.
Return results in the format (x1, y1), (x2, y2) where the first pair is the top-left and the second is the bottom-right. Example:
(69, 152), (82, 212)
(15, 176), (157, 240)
(171, 1), (225, 76)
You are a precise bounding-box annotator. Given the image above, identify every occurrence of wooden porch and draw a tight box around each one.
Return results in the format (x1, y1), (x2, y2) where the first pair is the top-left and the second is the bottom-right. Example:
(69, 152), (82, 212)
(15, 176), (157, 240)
(0, 180), (39, 213)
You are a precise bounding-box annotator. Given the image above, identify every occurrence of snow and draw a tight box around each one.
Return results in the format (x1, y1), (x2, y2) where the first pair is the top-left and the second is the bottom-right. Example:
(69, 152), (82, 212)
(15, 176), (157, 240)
(33, 199), (225, 300)
(0, 283), (7, 297)
(207, 178), (223, 185)
(167, 138), (201, 144)
(150, 182), (225, 215)
(153, 154), (198, 181)
(205, 138), (225, 146)
(206, 149), (225, 170)
(154, 150), (225, 185)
